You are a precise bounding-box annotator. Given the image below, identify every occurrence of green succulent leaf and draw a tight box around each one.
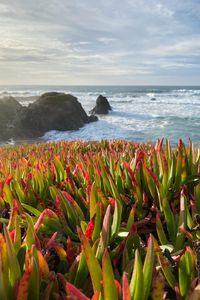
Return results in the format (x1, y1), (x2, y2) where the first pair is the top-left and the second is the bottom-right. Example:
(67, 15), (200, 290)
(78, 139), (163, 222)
(102, 249), (118, 300)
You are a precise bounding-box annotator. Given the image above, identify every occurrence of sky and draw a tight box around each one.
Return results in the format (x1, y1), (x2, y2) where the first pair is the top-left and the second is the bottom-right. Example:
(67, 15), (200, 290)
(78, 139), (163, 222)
(0, 0), (200, 85)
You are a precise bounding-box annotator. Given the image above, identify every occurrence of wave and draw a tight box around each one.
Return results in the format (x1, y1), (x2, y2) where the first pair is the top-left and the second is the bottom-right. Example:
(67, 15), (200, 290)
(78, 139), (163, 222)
(170, 89), (200, 96)
(0, 90), (42, 97)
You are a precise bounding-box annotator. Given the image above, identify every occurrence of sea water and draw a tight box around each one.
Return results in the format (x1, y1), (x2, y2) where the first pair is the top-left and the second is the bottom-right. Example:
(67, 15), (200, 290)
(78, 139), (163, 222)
(0, 85), (200, 146)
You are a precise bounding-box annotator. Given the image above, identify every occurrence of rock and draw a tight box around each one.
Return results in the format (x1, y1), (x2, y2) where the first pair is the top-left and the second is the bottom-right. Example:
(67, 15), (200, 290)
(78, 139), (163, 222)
(0, 97), (22, 140)
(12, 92), (98, 139)
(90, 95), (112, 115)
(87, 115), (98, 122)
(151, 97), (156, 101)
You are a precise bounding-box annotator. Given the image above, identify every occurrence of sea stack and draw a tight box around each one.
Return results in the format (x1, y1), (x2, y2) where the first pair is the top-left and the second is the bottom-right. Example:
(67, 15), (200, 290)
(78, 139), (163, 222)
(0, 92), (98, 141)
(0, 97), (22, 140)
(90, 95), (112, 115)
(12, 92), (98, 138)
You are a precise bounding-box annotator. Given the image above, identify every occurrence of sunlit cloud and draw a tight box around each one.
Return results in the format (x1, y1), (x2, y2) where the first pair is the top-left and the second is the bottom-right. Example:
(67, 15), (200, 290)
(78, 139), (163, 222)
(0, 0), (199, 85)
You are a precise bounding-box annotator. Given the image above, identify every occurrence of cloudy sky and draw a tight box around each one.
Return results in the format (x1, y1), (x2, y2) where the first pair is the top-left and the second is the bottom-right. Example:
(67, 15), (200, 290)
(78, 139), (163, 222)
(0, 0), (200, 85)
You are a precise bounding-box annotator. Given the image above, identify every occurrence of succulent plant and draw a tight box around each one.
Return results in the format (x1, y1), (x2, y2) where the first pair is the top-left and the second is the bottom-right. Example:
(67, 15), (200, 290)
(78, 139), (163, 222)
(0, 139), (200, 299)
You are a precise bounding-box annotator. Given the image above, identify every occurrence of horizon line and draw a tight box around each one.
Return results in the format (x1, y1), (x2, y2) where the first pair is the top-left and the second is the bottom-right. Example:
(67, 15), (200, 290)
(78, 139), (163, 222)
(0, 84), (200, 87)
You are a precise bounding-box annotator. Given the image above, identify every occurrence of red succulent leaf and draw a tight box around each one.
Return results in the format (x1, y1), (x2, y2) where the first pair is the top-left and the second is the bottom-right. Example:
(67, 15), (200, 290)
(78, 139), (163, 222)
(66, 282), (90, 300)
(9, 229), (16, 242)
(50, 162), (55, 180)
(58, 273), (89, 300)
(179, 227), (193, 240)
(28, 173), (32, 180)
(124, 161), (137, 186)
(115, 279), (122, 299)
(122, 273), (131, 300)
(85, 219), (95, 240)
(91, 290), (99, 300)
(108, 197), (116, 209)
(62, 191), (75, 204)
(5, 173), (12, 185)
(66, 236), (75, 265)
(146, 168), (159, 187)
(34, 208), (58, 232)
(16, 266), (32, 300)
(46, 232), (58, 248)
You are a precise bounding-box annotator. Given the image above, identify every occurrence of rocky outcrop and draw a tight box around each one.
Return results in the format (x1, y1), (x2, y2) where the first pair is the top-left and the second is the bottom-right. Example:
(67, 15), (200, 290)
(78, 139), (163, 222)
(0, 97), (22, 140)
(0, 92), (98, 141)
(90, 95), (112, 115)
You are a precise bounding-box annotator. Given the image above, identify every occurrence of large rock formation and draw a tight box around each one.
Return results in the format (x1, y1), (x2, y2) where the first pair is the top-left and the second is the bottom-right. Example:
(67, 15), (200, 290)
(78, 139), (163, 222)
(90, 95), (112, 115)
(0, 97), (22, 140)
(0, 92), (98, 141)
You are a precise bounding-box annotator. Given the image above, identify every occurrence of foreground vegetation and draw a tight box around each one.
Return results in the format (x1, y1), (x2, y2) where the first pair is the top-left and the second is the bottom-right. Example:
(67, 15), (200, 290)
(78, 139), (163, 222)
(0, 139), (200, 299)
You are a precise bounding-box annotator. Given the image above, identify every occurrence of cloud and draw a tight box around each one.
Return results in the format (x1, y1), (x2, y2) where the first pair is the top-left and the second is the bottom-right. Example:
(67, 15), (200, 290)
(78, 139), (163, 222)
(0, 0), (199, 85)
(97, 37), (117, 44)
(147, 36), (200, 57)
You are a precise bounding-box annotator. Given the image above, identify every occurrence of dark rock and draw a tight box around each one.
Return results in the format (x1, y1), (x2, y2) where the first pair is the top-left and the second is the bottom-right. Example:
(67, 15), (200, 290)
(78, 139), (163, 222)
(0, 97), (22, 140)
(90, 95), (112, 115)
(151, 97), (156, 101)
(12, 92), (98, 139)
(88, 115), (98, 122)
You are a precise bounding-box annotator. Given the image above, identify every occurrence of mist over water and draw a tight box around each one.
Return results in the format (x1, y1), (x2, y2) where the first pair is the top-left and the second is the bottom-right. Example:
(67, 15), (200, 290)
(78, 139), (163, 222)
(0, 85), (200, 146)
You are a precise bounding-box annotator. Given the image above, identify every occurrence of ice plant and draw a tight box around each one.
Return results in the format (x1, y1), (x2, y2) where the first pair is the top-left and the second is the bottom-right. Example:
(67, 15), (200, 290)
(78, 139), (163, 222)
(0, 139), (199, 298)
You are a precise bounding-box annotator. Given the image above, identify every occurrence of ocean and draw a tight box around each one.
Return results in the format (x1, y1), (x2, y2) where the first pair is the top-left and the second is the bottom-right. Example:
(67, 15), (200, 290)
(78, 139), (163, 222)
(0, 85), (200, 147)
